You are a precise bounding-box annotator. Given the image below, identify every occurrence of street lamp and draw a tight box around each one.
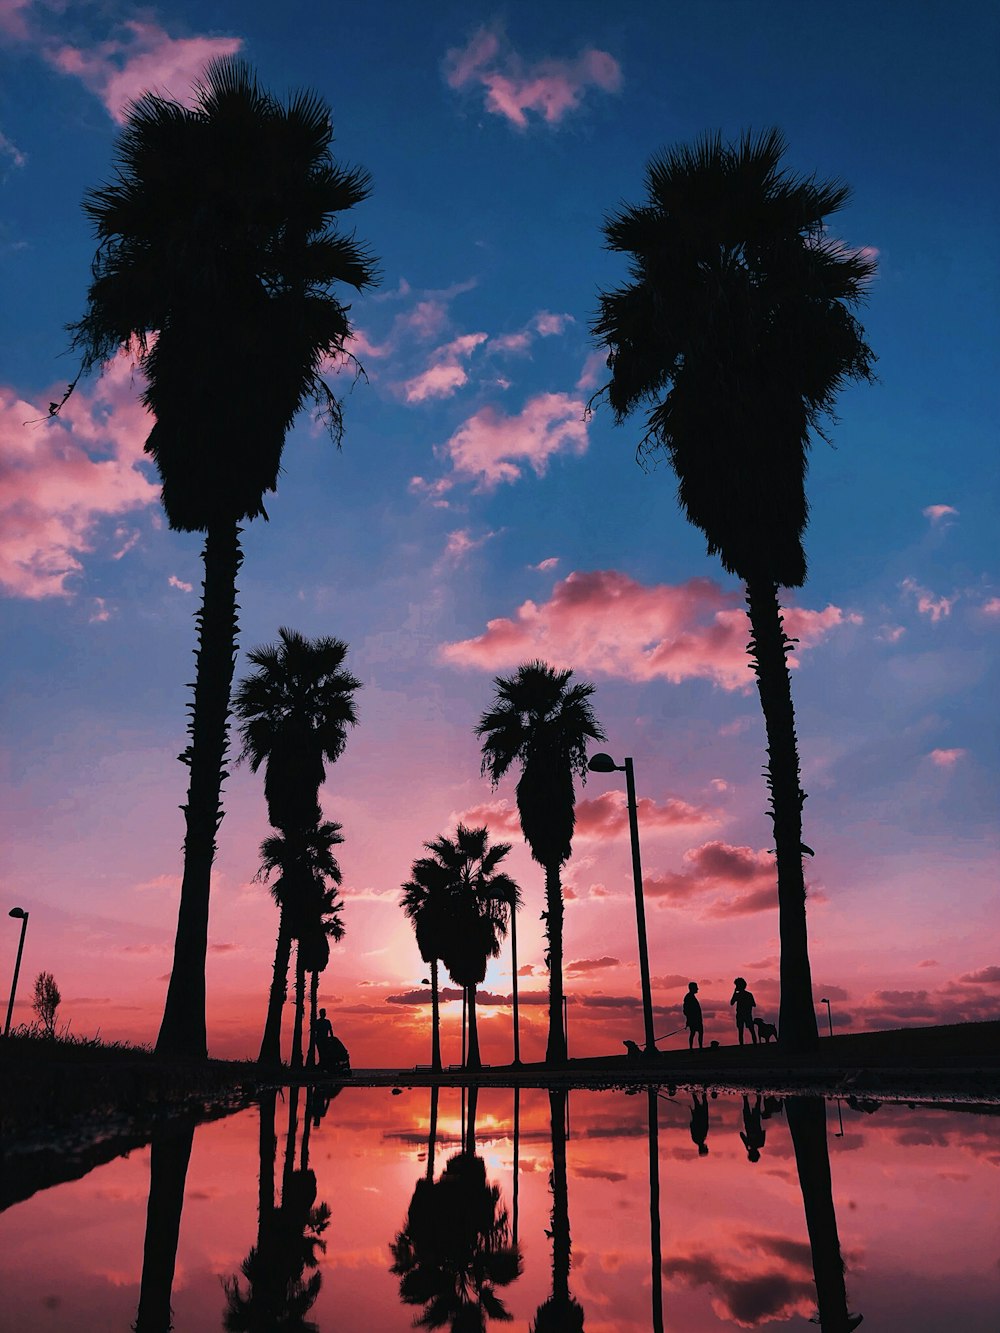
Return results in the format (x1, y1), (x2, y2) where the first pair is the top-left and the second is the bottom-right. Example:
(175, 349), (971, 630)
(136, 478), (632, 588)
(820, 997), (834, 1038)
(588, 752), (656, 1053)
(5, 907), (29, 1038)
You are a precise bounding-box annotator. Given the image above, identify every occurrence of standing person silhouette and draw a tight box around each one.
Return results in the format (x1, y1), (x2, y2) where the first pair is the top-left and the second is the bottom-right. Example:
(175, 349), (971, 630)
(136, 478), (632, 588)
(682, 981), (704, 1049)
(730, 977), (757, 1045)
(689, 1093), (710, 1156)
(740, 1094), (767, 1162)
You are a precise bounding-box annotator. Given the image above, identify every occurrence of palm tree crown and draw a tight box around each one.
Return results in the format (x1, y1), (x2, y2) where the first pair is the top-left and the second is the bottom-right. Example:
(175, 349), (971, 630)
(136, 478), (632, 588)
(235, 628), (361, 833)
(477, 662), (604, 871)
(71, 56), (379, 532)
(593, 127), (876, 588)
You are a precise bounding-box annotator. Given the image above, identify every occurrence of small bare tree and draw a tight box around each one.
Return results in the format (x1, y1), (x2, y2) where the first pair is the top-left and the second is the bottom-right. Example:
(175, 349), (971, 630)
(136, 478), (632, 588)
(32, 971), (61, 1037)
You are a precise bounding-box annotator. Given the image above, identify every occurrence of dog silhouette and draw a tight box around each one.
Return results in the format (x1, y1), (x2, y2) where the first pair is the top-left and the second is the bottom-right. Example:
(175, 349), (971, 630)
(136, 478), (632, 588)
(754, 1017), (778, 1044)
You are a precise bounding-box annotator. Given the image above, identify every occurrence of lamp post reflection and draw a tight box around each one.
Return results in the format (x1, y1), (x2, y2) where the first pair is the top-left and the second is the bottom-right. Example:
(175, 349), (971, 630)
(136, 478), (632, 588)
(820, 997), (834, 1037)
(648, 1089), (664, 1333)
(587, 753), (656, 1052)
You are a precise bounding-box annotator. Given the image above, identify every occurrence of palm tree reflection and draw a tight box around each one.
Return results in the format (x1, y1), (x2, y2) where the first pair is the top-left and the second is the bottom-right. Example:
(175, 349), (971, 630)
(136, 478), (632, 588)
(531, 1089), (585, 1333)
(223, 1088), (331, 1331)
(391, 1085), (522, 1330)
(787, 1096), (864, 1332)
(133, 1118), (196, 1333)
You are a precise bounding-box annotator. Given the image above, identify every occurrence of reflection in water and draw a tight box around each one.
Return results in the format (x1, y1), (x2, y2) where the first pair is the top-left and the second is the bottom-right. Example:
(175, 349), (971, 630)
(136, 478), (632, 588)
(222, 1086), (332, 1331)
(4, 1088), (996, 1331)
(391, 1084), (522, 1330)
(133, 1118), (195, 1333)
(531, 1089), (585, 1333)
(787, 1096), (864, 1332)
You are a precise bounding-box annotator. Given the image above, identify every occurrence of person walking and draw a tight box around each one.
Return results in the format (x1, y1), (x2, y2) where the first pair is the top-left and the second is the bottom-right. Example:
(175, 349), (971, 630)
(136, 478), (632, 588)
(683, 981), (704, 1049)
(730, 977), (758, 1045)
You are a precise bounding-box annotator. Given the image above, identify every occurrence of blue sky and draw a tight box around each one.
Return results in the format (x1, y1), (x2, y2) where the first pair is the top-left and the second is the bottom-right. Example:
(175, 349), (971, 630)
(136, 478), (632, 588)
(1, 0), (997, 1060)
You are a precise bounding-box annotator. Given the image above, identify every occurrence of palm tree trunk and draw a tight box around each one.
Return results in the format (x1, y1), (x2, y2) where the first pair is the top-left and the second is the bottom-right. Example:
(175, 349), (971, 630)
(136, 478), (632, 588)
(510, 906), (521, 1065)
(156, 521), (243, 1059)
(259, 911), (293, 1066)
(291, 945), (306, 1070)
(549, 1088), (571, 1305)
(134, 1119), (196, 1333)
(512, 1086), (520, 1247)
(426, 1085), (439, 1180)
(786, 1096), (860, 1331)
(307, 970), (319, 1069)
(430, 958), (442, 1071)
(466, 985), (481, 1070)
(465, 1083), (479, 1157)
(544, 864), (567, 1065)
(745, 579), (820, 1053)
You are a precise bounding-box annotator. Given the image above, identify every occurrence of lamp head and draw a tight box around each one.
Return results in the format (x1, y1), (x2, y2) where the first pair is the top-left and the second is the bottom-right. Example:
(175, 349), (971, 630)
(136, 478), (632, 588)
(8, 907), (27, 919)
(820, 997), (829, 1004)
(587, 752), (620, 774)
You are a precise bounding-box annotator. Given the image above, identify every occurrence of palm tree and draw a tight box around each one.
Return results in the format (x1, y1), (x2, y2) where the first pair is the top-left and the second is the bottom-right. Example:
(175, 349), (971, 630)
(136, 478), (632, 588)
(592, 130), (876, 1052)
(235, 629), (360, 1065)
(477, 663), (604, 1064)
(134, 1118), (197, 1333)
(256, 821), (344, 1068)
(299, 883), (346, 1070)
(400, 855), (453, 1072)
(70, 59), (378, 1059)
(419, 825), (520, 1072)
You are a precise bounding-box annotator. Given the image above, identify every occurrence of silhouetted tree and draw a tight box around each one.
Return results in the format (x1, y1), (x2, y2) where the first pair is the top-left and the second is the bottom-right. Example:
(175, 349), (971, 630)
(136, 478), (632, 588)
(477, 663), (604, 1064)
(400, 854), (453, 1071)
(531, 1089), (584, 1332)
(301, 885), (346, 1069)
(424, 825), (520, 1071)
(256, 821), (344, 1068)
(71, 60), (377, 1059)
(236, 629), (360, 1065)
(593, 130), (875, 1051)
(31, 971), (61, 1037)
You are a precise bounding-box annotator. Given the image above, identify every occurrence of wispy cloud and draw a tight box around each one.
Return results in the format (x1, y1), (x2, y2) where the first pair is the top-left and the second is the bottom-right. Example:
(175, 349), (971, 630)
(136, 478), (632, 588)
(443, 24), (621, 129)
(401, 332), (487, 403)
(434, 391), (588, 490)
(441, 569), (854, 688)
(923, 503), (958, 525)
(902, 577), (954, 621)
(929, 747), (966, 767)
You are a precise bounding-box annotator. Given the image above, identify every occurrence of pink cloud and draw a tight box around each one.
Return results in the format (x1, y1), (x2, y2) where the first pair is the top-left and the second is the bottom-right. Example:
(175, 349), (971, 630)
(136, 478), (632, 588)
(490, 331), (532, 356)
(47, 20), (242, 123)
(981, 597), (1000, 617)
(533, 311), (573, 336)
(878, 624), (906, 643)
(929, 748), (966, 767)
(168, 574), (193, 593)
(566, 956), (620, 975)
(441, 569), (852, 688)
(531, 556), (559, 572)
(0, 355), (158, 598)
(444, 25), (621, 129)
(576, 348), (607, 391)
(452, 798), (521, 837)
(643, 841), (780, 917)
(923, 504), (958, 524)
(401, 332), (487, 403)
(959, 965), (1000, 984)
(408, 475), (453, 508)
(441, 527), (497, 564)
(0, 0), (32, 40)
(574, 790), (717, 838)
(902, 577), (953, 621)
(438, 391), (588, 488)
(918, 958), (939, 968)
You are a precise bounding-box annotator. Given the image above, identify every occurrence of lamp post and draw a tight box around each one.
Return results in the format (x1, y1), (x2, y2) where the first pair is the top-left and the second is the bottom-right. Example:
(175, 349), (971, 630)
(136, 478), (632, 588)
(5, 907), (29, 1038)
(820, 997), (834, 1038)
(588, 753), (656, 1053)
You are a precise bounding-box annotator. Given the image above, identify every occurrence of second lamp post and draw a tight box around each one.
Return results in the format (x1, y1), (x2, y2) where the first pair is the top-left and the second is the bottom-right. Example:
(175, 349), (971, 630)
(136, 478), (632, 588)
(588, 753), (656, 1054)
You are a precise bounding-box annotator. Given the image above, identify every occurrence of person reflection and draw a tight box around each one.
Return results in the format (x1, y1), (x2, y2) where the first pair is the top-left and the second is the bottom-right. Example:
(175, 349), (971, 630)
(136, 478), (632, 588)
(133, 1117), (196, 1333)
(689, 1092), (710, 1156)
(223, 1087), (331, 1331)
(391, 1085), (522, 1331)
(740, 1094), (766, 1162)
(786, 1096), (864, 1331)
(531, 1089), (585, 1333)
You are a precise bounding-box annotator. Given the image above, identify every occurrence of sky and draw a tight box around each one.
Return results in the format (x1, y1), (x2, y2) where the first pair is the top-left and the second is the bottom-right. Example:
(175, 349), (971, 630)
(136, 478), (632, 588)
(1, 0), (998, 1064)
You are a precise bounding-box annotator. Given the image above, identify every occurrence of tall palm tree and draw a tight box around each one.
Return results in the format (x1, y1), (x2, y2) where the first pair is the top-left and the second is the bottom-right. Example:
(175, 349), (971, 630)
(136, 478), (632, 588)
(70, 59), (378, 1059)
(301, 884), (346, 1070)
(477, 663), (604, 1065)
(256, 821), (344, 1068)
(235, 629), (360, 1065)
(400, 855), (453, 1072)
(592, 129), (876, 1052)
(421, 825), (520, 1072)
